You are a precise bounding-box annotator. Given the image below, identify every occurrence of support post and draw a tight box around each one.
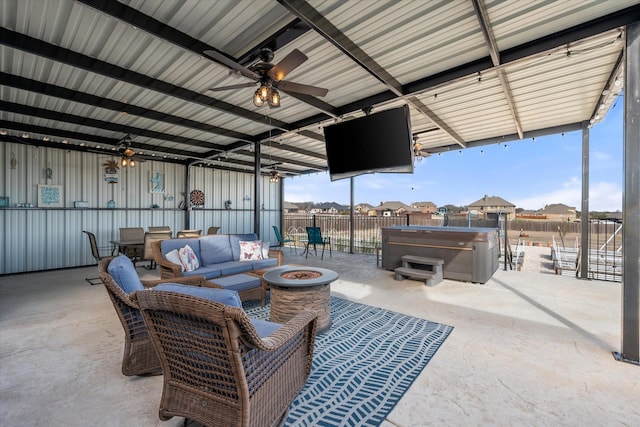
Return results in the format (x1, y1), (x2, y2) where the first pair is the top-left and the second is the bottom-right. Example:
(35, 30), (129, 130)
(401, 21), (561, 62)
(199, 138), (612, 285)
(580, 121), (590, 279)
(616, 20), (639, 365)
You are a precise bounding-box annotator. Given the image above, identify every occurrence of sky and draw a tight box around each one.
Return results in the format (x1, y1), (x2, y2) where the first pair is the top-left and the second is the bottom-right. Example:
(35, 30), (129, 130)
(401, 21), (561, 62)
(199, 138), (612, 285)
(284, 98), (624, 212)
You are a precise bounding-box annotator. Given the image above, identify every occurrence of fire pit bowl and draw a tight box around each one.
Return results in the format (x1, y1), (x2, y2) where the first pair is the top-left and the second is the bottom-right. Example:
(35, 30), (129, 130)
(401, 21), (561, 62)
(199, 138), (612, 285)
(280, 270), (322, 280)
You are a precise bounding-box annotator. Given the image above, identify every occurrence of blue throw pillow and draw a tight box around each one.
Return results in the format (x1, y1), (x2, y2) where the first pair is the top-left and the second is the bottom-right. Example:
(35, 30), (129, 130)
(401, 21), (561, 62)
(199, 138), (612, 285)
(154, 283), (242, 307)
(107, 255), (144, 294)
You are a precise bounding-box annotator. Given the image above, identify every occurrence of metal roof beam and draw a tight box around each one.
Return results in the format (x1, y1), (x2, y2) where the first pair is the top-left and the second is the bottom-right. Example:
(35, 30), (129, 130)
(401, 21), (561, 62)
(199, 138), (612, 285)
(77, 0), (337, 118)
(0, 27), (291, 131)
(0, 101), (221, 154)
(278, 0), (464, 146)
(471, 0), (524, 140)
(0, 72), (254, 144)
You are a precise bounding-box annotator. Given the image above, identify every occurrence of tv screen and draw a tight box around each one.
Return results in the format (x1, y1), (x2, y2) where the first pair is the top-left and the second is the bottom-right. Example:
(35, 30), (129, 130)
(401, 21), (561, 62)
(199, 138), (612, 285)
(323, 105), (414, 181)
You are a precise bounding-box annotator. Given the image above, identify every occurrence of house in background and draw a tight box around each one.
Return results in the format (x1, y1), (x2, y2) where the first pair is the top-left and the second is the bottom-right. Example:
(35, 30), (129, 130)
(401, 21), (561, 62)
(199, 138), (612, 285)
(411, 201), (438, 214)
(467, 195), (516, 220)
(355, 203), (375, 215)
(310, 202), (347, 214)
(536, 203), (578, 222)
(284, 202), (300, 214)
(374, 201), (418, 217)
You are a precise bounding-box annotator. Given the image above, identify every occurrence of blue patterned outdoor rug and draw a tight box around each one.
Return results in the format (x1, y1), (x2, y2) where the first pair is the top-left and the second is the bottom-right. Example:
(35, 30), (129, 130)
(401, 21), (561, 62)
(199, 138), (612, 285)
(244, 296), (453, 427)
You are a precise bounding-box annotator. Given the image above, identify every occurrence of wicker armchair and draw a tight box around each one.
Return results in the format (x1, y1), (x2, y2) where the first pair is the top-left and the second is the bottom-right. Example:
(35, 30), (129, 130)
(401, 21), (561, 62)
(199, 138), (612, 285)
(132, 289), (318, 427)
(98, 256), (208, 376)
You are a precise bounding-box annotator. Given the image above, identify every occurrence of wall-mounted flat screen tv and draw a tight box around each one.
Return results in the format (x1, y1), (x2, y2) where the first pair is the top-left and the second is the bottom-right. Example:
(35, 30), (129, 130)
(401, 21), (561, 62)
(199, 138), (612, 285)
(323, 105), (413, 181)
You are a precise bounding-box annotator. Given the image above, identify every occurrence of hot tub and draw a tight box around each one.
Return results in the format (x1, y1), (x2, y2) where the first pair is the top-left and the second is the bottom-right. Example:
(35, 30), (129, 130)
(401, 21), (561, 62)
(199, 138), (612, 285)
(381, 226), (500, 283)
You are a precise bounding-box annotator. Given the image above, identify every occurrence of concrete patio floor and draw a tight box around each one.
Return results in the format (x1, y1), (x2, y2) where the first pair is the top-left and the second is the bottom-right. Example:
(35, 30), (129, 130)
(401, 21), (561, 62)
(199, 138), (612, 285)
(1, 249), (638, 426)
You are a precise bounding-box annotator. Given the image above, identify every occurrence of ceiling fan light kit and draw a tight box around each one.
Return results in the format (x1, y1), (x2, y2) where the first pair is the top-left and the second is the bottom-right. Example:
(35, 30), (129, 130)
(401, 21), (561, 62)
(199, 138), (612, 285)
(253, 83), (281, 108)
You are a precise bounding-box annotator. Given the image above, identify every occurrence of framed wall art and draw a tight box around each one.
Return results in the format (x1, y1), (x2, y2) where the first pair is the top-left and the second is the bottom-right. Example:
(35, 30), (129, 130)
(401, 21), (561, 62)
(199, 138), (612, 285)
(149, 171), (165, 193)
(38, 185), (64, 207)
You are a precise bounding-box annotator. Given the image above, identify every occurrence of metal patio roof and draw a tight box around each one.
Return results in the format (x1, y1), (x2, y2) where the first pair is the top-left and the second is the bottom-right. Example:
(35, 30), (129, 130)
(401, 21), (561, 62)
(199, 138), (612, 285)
(1, 0), (639, 178)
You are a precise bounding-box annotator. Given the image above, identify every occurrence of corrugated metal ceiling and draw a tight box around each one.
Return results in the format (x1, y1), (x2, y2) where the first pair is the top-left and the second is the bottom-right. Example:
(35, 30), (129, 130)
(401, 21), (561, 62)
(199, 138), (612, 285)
(1, 0), (638, 177)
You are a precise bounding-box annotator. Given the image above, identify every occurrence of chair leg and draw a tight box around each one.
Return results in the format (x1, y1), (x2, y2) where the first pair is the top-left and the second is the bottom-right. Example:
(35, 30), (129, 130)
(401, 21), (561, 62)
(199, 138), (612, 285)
(320, 244), (325, 260)
(85, 277), (102, 286)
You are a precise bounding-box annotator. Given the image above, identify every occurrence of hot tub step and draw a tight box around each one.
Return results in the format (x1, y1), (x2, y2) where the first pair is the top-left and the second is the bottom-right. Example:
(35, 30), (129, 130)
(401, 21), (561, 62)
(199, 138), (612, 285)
(394, 266), (443, 286)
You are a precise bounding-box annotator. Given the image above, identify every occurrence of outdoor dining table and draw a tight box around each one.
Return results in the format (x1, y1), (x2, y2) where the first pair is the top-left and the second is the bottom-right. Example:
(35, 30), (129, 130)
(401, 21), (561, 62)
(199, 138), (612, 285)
(110, 239), (144, 265)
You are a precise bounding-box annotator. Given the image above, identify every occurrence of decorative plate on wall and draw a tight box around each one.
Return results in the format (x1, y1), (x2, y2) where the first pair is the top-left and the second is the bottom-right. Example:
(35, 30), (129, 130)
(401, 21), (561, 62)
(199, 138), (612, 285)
(190, 190), (205, 208)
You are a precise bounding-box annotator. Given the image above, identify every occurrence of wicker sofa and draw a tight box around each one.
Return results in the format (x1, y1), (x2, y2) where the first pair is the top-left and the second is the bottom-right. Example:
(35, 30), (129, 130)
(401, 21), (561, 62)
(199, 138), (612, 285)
(152, 233), (283, 280)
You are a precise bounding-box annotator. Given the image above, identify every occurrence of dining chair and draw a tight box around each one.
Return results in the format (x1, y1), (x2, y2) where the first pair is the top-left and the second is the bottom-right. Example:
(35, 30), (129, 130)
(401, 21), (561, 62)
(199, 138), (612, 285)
(148, 226), (171, 234)
(82, 231), (111, 285)
(118, 227), (145, 264)
(272, 225), (297, 253)
(141, 231), (172, 270)
(304, 226), (331, 260)
(176, 229), (202, 238)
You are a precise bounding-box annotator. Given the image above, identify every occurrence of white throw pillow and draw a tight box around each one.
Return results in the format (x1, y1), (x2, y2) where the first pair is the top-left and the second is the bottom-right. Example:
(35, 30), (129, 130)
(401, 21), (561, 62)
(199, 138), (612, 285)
(239, 240), (263, 261)
(165, 249), (184, 272)
(178, 244), (200, 272)
(261, 241), (270, 259)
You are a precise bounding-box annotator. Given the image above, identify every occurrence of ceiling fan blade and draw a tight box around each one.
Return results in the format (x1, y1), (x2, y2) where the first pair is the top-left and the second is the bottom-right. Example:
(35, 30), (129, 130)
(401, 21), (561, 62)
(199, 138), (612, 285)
(267, 49), (308, 81)
(207, 82), (257, 92)
(278, 80), (329, 97)
(203, 49), (260, 80)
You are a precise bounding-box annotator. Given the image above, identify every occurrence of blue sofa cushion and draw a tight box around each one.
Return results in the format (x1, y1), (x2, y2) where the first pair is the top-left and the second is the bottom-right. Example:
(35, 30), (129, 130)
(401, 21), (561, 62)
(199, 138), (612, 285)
(200, 235), (233, 265)
(251, 258), (279, 270)
(182, 265), (223, 279)
(107, 255), (144, 294)
(161, 238), (202, 265)
(251, 318), (282, 338)
(154, 283), (242, 307)
(230, 233), (259, 261)
(216, 260), (255, 276)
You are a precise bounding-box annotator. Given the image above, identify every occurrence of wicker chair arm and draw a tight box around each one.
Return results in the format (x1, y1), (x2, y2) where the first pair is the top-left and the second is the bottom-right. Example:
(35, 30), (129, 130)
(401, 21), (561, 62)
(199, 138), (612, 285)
(151, 240), (184, 278)
(268, 248), (284, 265)
(259, 310), (317, 350)
(228, 307), (317, 351)
(141, 275), (208, 288)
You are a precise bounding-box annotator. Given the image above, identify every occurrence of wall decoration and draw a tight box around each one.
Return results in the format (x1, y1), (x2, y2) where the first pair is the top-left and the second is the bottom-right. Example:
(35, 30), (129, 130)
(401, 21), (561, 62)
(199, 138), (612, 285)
(103, 159), (119, 184)
(190, 190), (205, 208)
(149, 171), (165, 193)
(38, 185), (63, 207)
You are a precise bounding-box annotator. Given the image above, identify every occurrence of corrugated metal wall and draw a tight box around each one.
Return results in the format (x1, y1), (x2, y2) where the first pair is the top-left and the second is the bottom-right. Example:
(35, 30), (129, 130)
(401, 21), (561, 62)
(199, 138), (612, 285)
(0, 142), (282, 274)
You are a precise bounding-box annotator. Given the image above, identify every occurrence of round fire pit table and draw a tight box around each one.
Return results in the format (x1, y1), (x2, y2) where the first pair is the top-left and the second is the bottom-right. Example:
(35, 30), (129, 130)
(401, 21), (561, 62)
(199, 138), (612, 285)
(263, 266), (338, 333)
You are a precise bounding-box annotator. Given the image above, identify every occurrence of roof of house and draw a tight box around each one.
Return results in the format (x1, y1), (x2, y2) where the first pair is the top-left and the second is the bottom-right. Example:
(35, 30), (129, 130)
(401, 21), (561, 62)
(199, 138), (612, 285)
(537, 203), (577, 214)
(411, 201), (437, 208)
(468, 195), (515, 208)
(315, 202), (348, 211)
(376, 201), (418, 212)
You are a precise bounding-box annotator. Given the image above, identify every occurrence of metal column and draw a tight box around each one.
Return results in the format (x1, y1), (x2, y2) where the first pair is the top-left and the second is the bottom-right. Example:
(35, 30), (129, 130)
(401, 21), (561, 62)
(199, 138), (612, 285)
(253, 142), (261, 237)
(616, 20), (639, 365)
(580, 121), (590, 280)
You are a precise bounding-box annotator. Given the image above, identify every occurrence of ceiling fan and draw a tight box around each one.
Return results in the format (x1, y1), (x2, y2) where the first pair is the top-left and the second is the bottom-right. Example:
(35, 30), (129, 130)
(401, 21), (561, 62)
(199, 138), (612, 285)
(116, 134), (140, 167)
(204, 47), (329, 107)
